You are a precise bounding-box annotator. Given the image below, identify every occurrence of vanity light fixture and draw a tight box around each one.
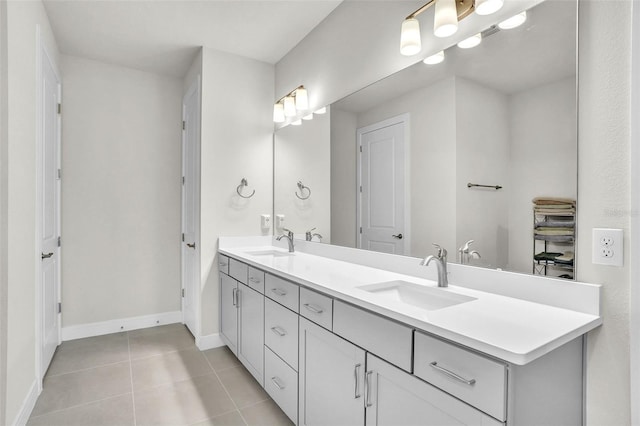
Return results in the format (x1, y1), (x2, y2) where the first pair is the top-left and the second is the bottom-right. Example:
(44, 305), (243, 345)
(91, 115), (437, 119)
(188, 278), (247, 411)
(423, 50), (445, 64)
(498, 10), (527, 29)
(272, 85), (309, 123)
(400, 0), (504, 56)
(457, 32), (482, 48)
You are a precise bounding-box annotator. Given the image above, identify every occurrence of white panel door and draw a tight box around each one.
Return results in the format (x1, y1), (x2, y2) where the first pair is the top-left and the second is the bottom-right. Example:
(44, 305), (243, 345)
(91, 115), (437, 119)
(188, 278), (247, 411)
(181, 79), (200, 336)
(299, 317), (365, 426)
(40, 46), (61, 376)
(358, 119), (406, 254)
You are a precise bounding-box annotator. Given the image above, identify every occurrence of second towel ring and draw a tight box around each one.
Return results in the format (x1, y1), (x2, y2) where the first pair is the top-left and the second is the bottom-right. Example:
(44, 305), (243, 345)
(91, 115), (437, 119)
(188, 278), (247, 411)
(237, 178), (255, 199)
(296, 181), (311, 200)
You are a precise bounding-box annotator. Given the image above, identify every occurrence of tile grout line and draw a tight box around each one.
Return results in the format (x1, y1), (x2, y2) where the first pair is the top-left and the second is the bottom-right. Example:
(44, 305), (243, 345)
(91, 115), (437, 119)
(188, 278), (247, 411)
(203, 353), (250, 426)
(127, 331), (138, 426)
(28, 392), (134, 420)
(46, 359), (131, 378)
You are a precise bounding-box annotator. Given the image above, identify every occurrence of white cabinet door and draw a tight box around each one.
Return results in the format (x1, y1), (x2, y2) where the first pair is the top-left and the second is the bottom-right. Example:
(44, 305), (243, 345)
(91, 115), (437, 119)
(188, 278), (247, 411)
(299, 317), (365, 426)
(366, 354), (503, 426)
(219, 273), (238, 355)
(238, 283), (264, 386)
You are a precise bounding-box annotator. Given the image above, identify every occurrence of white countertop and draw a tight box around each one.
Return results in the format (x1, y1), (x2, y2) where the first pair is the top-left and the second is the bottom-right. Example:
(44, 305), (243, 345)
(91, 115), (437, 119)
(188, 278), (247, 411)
(219, 241), (602, 365)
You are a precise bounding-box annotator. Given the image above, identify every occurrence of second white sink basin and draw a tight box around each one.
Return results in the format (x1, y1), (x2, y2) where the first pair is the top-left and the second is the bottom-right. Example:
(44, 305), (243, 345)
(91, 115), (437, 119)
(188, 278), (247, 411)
(244, 249), (293, 258)
(358, 280), (476, 311)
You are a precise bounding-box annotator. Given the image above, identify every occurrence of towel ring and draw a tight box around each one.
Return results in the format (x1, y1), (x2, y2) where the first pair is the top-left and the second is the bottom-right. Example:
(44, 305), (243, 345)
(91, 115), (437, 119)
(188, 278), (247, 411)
(295, 181), (311, 200)
(237, 178), (255, 199)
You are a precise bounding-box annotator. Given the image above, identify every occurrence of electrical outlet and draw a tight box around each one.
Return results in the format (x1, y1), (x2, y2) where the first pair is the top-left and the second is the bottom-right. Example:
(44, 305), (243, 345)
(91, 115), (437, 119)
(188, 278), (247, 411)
(276, 214), (285, 229)
(260, 214), (271, 229)
(592, 228), (623, 266)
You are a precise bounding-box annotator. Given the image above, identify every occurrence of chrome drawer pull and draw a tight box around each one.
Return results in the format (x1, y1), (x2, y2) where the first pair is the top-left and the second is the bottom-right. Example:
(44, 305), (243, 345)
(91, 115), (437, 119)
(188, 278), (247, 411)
(430, 361), (476, 386)
(271, 376), (286, 390)
(271, 288), (287, 296)
(271, 326), (287, 337)
(219, 262), (228, 268)
(354, 363), (361, 399)
(304, 303), (324, 314)
(249, 277), (261, 283)
(365, 370), (374, 407)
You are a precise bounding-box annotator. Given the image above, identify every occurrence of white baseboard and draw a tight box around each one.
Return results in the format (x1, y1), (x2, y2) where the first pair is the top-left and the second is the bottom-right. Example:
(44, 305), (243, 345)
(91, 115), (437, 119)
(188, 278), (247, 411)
(196, 333), (225, 351)
(61, 311), (183, 341)
(12, 380), (38, 426)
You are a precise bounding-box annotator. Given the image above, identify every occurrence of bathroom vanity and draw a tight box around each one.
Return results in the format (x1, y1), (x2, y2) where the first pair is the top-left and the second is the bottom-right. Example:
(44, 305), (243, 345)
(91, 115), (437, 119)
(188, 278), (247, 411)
(218, 236), (601, 426)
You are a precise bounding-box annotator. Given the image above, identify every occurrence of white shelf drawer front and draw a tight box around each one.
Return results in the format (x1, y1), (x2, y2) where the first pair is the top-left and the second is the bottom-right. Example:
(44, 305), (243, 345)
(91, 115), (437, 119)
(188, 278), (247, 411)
(333, 300), (412, 372)
(265, 274), (299, 313)
(300, 288), (333, 331)
(265, 346), (298, 424)
(229, 258), (248, 284)
(414, 331), (507, 421)
(265, 297), (299, 370)
(248, 266), (265, 294)
(218, 255), (229, 275)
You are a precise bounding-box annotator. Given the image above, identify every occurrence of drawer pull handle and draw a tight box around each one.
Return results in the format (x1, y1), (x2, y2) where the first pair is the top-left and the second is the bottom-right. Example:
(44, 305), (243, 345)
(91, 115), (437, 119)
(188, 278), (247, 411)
(249, 277), (261, 284)
(354, 363), (361, 399)
(271, 288), (287, 296)
(219, 262), (228, 267)
(430, 362), (476, 386)
(365, 370), (374, 407)
(271, 326), (287, 337)
(304, 303), (324, 314)
(271, 376), (286, 390)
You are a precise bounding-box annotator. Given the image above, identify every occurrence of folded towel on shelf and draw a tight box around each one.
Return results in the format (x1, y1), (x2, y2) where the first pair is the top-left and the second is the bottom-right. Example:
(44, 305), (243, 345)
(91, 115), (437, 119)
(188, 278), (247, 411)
(533, 197), (576, 206)
(534, 208), (576, 216)
(535, 227), (574, 234)
(535, 234), (574, 242)
(534, 252), (563, 261)
(556, 251), (575, 262)
(535, 220), (575, 228)
(534, 204), (574, 209)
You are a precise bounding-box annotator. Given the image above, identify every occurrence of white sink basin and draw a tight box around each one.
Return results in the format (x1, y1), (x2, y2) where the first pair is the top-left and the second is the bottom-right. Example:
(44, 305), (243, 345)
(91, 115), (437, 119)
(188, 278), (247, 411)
(244, 249), (293, 258)
(357, 280), (476, 311)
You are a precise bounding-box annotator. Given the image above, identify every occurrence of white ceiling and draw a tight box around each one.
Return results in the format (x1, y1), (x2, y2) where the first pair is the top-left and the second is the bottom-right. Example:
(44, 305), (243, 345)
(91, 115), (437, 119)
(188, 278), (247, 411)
(43, 0), (343, 77)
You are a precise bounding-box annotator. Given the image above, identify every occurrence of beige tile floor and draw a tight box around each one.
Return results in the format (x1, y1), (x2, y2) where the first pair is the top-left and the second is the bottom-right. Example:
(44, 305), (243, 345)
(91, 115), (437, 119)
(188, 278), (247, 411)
(27, 324), (293, 426)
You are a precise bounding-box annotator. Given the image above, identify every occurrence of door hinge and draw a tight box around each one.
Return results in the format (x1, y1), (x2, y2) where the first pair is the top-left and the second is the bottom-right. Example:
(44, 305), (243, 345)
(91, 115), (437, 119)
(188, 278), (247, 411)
(57, 302), (62, 314)
(181, 289), (185, 298)
(360, 185), (362, 193)
(360, 227), (363, 234)
(182, 233), (185, 242)
(182, 121), (186, 130)
(57, 169), (61, 180)
(57, 236), (61, 247)
(57, 103), (61, 115)
(182, 176), (185, 185)
(359, 145), (362, 153)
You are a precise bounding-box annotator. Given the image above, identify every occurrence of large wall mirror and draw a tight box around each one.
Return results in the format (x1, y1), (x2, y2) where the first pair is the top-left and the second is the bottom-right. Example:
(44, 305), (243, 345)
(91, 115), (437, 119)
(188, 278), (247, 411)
(274, 0), (577, 278)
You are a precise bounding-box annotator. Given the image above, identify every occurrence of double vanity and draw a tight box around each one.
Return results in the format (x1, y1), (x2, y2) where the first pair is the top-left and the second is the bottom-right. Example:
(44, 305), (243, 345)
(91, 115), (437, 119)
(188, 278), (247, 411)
(218, 236), (601, 425)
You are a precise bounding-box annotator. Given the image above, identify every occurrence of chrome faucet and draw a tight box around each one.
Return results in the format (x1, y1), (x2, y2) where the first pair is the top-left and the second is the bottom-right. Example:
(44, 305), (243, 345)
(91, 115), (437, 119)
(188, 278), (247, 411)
(420, 244), (448, 287)
(305, 227), (323, 242)
(458, 240), (481, 265)
(276, 228), (295, 252)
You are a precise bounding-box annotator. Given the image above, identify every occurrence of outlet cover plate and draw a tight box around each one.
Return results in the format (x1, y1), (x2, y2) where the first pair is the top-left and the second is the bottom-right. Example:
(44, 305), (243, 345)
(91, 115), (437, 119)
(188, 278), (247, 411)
(592, 228), (623, 266)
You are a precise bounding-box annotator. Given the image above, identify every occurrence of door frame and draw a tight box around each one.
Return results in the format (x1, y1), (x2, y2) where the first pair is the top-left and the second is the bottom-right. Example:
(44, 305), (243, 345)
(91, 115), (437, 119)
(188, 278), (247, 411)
(35, 25), (62, 388)
(356, 113), (411, 255)
(181, 76), (201, 340)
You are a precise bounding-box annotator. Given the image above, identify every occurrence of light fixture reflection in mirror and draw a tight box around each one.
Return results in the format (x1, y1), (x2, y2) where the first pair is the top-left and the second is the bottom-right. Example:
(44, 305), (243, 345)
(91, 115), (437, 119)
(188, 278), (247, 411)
(423, 50), (445, 65)
(457, 32), (482, 48)
(499, 11), (527, 29)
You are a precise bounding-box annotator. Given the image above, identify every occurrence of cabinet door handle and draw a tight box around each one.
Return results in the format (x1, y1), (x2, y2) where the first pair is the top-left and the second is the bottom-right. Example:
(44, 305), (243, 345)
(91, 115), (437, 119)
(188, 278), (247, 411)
(271, 376), (286, 390)
(271, 288), (287, 296)
(365, 370), (374, 407)
(270, 326), (287, 337)
(354, 363), (361, 399)
(303, 303), (324, 314)
(430, 361), (476, 386)
(232, 288), (238, 307)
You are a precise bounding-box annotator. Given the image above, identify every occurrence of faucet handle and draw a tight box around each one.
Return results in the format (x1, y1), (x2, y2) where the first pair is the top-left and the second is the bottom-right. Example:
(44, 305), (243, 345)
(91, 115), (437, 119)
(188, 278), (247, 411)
(306, 227), (316, 233)
(463, 240), (474, 251)
(282, 228), (294, 236)
(432, 243), (447, 259)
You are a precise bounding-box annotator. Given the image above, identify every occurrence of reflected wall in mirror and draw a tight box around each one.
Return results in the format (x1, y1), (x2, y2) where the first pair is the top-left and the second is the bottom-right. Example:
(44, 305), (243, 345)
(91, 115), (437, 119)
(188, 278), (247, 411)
(274, 111), (331, 243)
(274, 0), (577, 278)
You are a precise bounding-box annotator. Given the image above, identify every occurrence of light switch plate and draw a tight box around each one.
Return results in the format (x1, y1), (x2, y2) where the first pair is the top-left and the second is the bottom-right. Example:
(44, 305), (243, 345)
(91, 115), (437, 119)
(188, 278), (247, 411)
(592, 228), (624, 266)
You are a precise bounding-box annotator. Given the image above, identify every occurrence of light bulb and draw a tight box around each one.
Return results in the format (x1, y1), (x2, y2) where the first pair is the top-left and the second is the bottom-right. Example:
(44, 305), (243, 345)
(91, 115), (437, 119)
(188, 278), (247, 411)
(423, 50), (445, 65)
(295, 87), (309, 110)
(315, 106), (327, 114)
(283, 96), (296, 117)
(457, 33), (482, 49)
(498, 11), (527, 29)
(291, 119), (302, 126)
(302, 113), (314, 121)
(475, 0), (504, 16)
(400, 18), (421, 56)
(434, 0), (458, 38)
(273, 103), (285, 123)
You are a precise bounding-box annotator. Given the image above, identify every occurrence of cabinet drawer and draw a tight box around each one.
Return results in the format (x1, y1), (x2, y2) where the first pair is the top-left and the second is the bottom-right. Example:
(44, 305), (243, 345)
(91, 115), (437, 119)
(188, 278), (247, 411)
(299, 288), (333, 331)
(264, 347), (298, 424)
(247, 267), (265, 294)
(265, 274), (299, 313)
(333, 301), (412, 372)
(264, 298), (299, 370)
(414, 331), (507, 421)
(218, 254), (229, 275)
(229, 258), (248, 284)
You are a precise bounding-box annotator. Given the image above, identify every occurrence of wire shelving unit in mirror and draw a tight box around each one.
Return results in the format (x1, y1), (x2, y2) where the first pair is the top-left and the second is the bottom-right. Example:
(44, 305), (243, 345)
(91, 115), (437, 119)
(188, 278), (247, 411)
(532, 197), (575, 280)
